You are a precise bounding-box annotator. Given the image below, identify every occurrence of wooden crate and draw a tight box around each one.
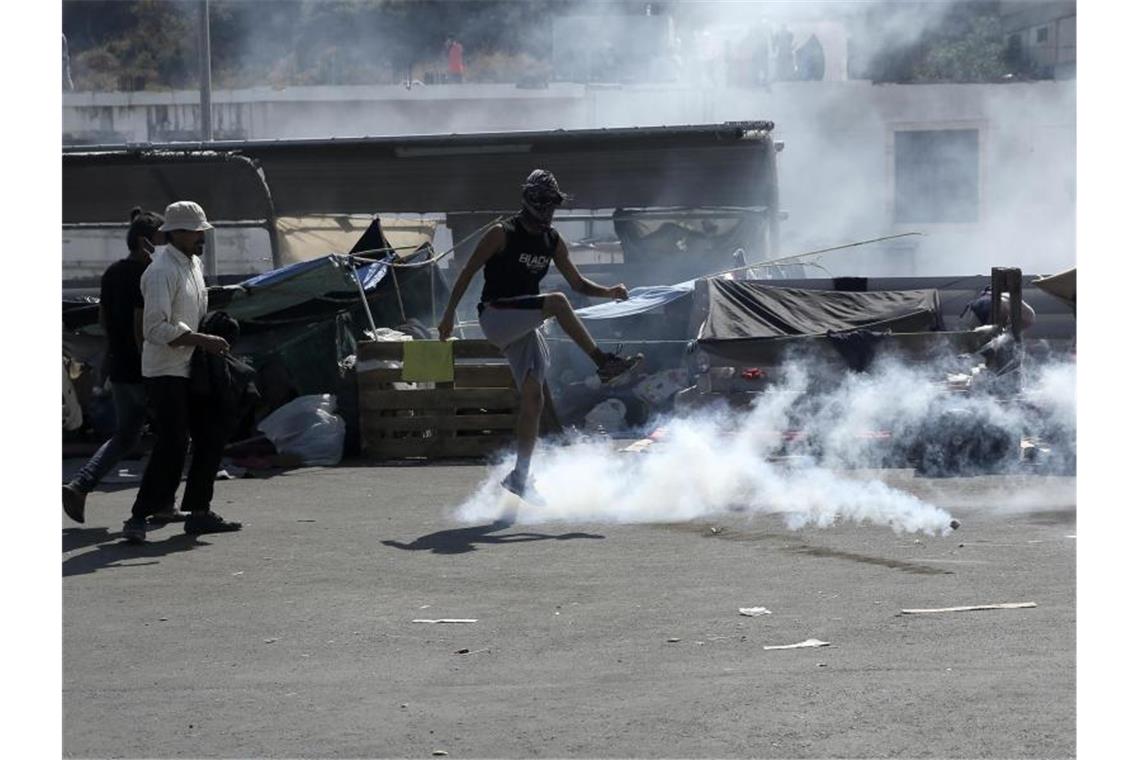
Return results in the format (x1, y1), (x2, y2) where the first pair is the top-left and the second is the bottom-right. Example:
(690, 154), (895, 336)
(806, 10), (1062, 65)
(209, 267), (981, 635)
(357, 339), (518, 460)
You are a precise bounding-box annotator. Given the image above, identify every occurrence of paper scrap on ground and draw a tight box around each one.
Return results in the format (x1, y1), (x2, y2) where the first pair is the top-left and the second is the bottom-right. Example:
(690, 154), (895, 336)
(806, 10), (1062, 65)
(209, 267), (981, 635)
(764, 638), (830, 650)
(739, 607), (773, 617)
(900, 602), (1037, 614)
(413, 618), (478, 624)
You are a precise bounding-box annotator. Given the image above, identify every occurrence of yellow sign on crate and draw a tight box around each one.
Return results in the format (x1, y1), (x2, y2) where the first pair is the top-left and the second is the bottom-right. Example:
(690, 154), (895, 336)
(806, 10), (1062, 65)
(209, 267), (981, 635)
(401, 340), (455, 383)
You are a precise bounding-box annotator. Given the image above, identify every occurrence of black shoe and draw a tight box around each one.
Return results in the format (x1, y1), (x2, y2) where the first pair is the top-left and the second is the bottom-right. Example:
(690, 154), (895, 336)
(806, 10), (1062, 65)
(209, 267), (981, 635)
(122, 516), (147, 544)
(62, 483), (87, 524)
(597, 350), (644, 386)
(184, 511), (243, 536)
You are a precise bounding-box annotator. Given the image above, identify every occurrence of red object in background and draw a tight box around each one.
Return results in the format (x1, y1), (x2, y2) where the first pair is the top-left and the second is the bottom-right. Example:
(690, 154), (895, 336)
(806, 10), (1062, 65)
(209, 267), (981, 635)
(741, 368), (766, 380)
(448, 41), (465, 75)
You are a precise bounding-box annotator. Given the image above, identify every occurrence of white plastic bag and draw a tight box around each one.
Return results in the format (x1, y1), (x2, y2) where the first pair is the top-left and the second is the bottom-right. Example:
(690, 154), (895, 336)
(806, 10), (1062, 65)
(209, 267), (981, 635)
(257, 393), (345, 466)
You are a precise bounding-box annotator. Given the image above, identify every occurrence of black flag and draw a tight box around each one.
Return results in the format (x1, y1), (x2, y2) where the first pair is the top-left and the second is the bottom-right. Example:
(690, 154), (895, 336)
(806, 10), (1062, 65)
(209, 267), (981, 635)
(349, 217), (392, 259)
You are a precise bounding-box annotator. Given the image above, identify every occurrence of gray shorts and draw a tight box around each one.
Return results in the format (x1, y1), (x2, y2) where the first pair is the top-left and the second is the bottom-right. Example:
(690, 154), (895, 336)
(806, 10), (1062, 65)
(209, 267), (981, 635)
(478, 300), (550, 390)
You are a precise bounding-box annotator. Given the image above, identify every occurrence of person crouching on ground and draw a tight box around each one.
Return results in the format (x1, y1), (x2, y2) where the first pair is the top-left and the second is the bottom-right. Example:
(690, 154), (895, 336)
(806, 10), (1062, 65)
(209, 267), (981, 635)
(121, 201), (242, 544)
(63, 207), (180, 525)
(437, 169), (643, 502)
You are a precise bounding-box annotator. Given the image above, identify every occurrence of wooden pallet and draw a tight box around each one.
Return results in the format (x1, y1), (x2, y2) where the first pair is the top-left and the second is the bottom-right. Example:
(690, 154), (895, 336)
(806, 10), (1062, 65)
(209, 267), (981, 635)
(357, 339), (519, 460)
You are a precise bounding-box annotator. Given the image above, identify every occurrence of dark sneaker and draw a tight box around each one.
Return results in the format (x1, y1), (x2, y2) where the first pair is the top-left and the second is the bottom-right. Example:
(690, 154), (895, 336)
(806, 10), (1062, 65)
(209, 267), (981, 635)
(500, 471), (546, 506)
(122, 516), (148, 544)
(597, 351), (644, 386)
(62, 483), (87, 524)
(184, 511), (243, 536)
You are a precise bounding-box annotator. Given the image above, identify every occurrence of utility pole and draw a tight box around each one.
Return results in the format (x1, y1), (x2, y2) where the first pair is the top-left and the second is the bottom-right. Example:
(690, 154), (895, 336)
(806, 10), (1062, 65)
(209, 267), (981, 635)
(198, 0), (213, 142)
(198, 0), (217, 281)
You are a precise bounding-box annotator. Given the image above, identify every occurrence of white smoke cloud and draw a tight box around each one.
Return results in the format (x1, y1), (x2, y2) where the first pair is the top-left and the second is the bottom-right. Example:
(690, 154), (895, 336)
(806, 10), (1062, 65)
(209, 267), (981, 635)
(453, 350), (1076, 536)
(1022, 358), (1076, 434)
(252, 3), (1073, 279)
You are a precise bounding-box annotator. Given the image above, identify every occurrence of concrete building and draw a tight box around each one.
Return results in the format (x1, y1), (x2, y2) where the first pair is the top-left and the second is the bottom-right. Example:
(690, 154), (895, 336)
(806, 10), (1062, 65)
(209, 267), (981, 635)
(62, 76), (1075, 281)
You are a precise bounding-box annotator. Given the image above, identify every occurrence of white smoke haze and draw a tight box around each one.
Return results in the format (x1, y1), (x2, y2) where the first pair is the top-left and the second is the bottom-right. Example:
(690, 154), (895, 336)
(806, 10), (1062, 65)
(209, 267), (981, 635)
(454, 350), (1076, 535)
(302, 3), (1071, 279)
(678, 0), (957, 54)
(1022, 359), (1076, 434)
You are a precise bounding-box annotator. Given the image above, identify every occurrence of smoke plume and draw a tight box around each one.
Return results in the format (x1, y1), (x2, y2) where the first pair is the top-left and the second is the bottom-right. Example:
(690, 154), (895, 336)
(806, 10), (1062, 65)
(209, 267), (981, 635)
(454, 350), (1075, 535)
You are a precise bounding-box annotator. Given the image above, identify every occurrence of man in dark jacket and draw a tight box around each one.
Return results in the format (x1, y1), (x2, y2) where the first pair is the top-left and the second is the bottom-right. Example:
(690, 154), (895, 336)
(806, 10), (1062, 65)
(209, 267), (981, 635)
(63, 207), (182, 524)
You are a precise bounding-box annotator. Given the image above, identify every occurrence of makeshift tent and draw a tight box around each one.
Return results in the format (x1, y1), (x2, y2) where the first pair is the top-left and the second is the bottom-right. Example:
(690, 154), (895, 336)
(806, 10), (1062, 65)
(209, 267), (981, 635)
(212, 219), (449, 329)
(213, 255), (387, 324)
(697, 278), (943, 362)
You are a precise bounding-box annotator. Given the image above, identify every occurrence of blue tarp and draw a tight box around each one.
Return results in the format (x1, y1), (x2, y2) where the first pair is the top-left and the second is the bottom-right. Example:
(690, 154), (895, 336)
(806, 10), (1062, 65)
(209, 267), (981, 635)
(573, 280), (696, 321)
(240, 254), (390, 291)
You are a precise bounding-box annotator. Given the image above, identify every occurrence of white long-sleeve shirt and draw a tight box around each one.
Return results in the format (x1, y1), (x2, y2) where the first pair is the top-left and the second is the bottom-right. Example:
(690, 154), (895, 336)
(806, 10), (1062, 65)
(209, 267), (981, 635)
(140, 246), (207, 378)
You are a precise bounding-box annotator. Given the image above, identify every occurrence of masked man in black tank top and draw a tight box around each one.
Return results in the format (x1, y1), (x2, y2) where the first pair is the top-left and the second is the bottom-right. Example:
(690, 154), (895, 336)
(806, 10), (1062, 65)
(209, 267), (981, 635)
(438, 170), (643, 502)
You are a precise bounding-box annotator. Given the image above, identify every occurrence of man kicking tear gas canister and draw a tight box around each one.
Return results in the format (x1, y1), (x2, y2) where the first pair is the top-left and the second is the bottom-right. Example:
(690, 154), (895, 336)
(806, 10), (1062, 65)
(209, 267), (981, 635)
(438, 170), (643, 504)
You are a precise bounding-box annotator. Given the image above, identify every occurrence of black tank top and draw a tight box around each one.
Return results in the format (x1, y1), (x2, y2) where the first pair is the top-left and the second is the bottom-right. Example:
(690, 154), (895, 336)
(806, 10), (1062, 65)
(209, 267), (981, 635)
(479, 214), (560, 304)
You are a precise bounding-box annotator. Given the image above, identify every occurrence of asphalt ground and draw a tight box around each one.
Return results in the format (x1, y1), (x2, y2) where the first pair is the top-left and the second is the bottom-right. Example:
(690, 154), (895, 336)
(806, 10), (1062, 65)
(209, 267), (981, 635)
(62, 459), (1075, 759)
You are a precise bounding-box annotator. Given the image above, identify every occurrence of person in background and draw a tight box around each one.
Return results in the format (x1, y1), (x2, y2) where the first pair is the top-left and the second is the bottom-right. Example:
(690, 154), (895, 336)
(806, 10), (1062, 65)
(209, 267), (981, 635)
(437, 170), (643, 505)
(961, 287), (1037, 333)
(63, 208), (182, 525)
(121, 201), (242, 544)
(773, 24), (795, 80)
(446, 34), (465, 83)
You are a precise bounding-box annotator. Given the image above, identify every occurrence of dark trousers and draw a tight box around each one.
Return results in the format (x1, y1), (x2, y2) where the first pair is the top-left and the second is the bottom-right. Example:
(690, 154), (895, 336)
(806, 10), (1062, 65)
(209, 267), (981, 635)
(131, 376), (227, 518)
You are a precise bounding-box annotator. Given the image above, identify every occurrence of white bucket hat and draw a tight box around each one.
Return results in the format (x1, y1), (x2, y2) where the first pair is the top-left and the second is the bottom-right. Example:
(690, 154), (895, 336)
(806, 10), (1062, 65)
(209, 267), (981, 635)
(159, 201), (214, 232)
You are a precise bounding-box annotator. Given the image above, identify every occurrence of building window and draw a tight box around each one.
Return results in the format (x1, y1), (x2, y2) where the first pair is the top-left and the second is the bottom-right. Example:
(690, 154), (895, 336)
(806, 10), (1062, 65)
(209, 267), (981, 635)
(1037, 26), (1049, 43)
(894, 129), (979, 224)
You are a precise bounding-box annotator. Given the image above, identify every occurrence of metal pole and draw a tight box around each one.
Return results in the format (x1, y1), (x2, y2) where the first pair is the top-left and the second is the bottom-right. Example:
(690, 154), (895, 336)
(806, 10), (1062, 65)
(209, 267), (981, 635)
(1008, 268), (1023, 344)
(347, 256), (380, 339)
(990, 267), (1003, 329)
(199, 0), (213, 141)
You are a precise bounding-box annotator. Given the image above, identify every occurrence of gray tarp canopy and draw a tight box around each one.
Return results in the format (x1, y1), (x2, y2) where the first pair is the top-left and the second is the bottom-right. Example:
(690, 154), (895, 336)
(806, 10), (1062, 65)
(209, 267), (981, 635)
(61, 122), (778, 224)
(697, 278), (943, 362)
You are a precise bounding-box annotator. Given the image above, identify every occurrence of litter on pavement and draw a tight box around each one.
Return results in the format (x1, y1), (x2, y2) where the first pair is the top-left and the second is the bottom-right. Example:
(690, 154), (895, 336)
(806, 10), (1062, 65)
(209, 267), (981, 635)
(900, 602), (1037, 614)
(764, 638), (831, 650)
(739, 607), (773, 616)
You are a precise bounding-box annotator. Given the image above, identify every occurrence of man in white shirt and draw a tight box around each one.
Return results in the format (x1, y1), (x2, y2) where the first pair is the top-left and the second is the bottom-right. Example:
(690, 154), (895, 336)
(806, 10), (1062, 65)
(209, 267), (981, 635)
(122, 201), (243, 544)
